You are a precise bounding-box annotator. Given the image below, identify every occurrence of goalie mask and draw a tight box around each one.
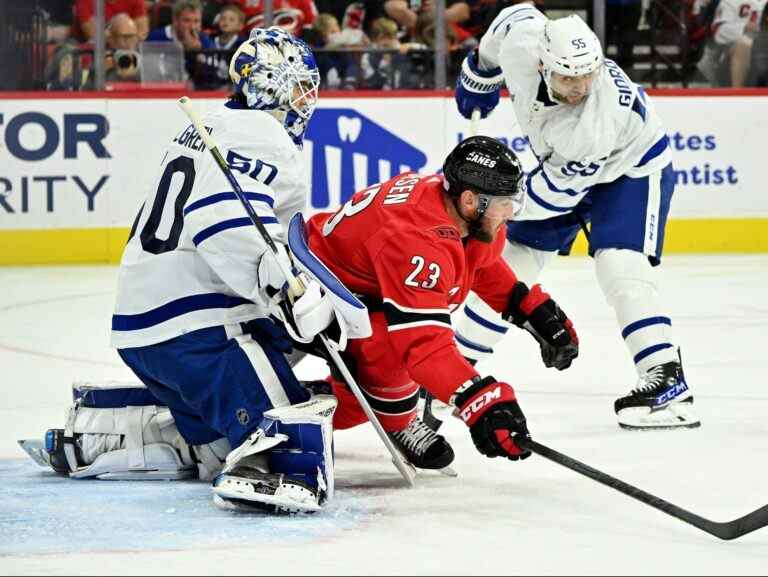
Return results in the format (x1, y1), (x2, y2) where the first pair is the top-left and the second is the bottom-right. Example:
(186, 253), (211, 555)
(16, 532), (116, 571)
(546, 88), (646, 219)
(230, 27), (320, 146)
(539, 15), (603, 105)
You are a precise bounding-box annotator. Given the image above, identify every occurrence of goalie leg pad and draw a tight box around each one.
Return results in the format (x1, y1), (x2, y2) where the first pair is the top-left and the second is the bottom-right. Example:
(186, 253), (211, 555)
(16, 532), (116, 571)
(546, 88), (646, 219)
(39, 382), (226, 480)
(212, 395), (337, 514)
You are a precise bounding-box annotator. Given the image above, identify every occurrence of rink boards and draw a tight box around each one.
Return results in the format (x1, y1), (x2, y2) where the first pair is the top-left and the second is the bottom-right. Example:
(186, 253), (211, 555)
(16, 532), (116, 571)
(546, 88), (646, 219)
(1, 90), (767, 265)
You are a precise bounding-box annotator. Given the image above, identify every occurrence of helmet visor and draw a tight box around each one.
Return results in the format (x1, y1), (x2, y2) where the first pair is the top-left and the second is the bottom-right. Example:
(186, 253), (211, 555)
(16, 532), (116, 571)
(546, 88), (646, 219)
(478, 186), (526, 221)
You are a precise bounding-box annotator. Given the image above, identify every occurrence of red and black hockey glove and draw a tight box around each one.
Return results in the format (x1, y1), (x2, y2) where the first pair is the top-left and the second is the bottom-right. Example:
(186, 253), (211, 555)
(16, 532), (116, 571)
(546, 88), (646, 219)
(453, 376), (531, 461)
(504, 282), (579, 371)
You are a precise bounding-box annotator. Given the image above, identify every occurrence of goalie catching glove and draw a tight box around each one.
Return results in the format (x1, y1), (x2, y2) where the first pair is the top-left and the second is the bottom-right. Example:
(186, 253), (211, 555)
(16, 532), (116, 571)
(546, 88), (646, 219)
(452, 377), (531, 461)
(504, 282), (579, 370)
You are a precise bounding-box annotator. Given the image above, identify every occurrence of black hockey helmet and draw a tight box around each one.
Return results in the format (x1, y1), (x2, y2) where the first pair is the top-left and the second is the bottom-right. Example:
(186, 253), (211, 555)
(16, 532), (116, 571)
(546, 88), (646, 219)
(442, 136), (524, 200)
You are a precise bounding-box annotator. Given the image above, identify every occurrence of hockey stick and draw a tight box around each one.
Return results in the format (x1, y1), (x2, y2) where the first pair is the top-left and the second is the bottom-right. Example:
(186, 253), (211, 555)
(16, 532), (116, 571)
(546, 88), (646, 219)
(469, 107), (482, 137)
(518, 438), (768, 541)
(177, 96), (417, 487)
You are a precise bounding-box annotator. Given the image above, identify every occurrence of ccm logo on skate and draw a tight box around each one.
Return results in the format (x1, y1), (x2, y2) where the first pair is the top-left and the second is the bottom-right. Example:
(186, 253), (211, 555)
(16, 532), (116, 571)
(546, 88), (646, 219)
(655, 382), (688, 405)
(459, 386), (502, 422)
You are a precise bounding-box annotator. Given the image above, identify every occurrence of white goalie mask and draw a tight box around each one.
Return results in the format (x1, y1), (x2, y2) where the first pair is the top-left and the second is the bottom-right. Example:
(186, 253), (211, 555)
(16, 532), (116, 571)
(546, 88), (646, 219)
(229, 27), (320, 145)
(539, 15), (603, 104)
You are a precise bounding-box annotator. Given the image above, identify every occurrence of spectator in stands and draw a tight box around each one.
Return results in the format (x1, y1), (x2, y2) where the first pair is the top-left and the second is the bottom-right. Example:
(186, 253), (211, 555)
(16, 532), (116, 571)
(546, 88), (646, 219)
(697, 0), (765, 86)
(311, 12), (367, 88)
(213, 3), (246, 50)
(45, 41), (87, 91)
(83, 13), (142, 87)
(239, 0), (319, 37)
(383, 0), (429, 32)
(211, 3), (246, 86)
(362, 16), (410, 88)
(147, 0), (216, 88)
(606, 0), (643, 71)
(75, 0), (149, 41)
(444, 0), (505, 43)
(147, 0), (213, 50)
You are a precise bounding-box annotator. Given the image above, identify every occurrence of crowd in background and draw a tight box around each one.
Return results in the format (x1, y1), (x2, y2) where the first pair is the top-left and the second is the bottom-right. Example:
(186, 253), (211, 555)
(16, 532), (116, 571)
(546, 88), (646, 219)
(32, 0), (768, 91)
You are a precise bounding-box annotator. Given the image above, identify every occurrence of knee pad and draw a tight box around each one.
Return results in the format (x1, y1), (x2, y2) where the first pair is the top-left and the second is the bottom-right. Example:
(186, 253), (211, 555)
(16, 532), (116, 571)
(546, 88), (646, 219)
(42, 383), (229, 481)
(595, 248), (658, 307)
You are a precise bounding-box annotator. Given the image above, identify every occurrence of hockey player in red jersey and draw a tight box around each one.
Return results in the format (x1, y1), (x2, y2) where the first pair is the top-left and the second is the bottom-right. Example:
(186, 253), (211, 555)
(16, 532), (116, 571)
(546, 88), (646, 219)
(305, 136), (579, 464)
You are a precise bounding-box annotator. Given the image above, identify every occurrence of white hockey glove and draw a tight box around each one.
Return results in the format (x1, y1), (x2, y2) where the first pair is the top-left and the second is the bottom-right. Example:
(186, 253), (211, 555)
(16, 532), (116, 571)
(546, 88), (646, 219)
(279, 274), (341, 345)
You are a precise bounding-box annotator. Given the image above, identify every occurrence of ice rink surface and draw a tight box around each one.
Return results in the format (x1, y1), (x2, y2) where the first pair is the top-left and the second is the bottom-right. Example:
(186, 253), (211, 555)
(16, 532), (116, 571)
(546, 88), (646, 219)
(1, 255), (767, 575)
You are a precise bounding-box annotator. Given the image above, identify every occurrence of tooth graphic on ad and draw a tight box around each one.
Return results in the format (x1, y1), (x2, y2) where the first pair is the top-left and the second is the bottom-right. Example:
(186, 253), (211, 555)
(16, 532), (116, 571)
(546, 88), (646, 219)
(306, 110), (427, 210)
(337, 116), (362, 143)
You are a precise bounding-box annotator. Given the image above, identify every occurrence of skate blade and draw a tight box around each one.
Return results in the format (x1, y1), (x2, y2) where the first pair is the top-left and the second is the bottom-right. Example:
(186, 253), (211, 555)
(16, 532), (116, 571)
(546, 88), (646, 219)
(437, 466), (458, 478)
(17, 439), (52, 468)
(212, 478), (322, 514)
(617, 402), (701, 430)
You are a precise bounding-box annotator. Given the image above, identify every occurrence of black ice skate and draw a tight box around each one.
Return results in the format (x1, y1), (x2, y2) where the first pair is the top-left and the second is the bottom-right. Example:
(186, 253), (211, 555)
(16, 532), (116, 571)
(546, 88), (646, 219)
(387, 418), (455, 470)
(615, 360), (701, 430)
(212, 454), (323, 515)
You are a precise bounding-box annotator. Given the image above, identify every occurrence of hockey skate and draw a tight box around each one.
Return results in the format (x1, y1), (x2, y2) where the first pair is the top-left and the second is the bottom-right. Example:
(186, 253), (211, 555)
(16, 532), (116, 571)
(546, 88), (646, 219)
(212, 454), (324, 515)
(387, 418), (455, 471)
(615, 360), (701, 430)
(213, 396), (337, 514)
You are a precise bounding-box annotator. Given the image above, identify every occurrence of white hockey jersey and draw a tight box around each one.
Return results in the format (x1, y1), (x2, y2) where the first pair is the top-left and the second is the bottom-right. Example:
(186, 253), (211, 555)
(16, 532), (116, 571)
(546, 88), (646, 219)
(477, 4), (672, 221)
(111, 102), (307, 348)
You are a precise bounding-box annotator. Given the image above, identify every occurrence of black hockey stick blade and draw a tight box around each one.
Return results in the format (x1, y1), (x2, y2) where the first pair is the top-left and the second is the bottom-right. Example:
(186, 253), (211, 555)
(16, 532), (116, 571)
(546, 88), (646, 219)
(519, 438), (768, 541)
(421, 391), (444, 432)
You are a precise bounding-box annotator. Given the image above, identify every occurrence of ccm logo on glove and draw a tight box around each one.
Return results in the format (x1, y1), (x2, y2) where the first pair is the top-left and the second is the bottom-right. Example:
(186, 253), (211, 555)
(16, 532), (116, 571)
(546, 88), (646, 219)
(458, 384), (516, 426)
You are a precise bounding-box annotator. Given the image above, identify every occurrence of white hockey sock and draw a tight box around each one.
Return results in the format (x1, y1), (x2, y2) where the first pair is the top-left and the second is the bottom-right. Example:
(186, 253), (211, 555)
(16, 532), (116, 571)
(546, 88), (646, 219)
(595, 249), (678, 375)
(453, 242), (555, 363)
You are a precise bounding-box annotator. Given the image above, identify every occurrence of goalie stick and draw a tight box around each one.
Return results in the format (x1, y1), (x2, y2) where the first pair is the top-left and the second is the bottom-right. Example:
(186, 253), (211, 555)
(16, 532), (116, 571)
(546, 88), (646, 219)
(517, 438), (768, 541)
(177, 96), (417, 487)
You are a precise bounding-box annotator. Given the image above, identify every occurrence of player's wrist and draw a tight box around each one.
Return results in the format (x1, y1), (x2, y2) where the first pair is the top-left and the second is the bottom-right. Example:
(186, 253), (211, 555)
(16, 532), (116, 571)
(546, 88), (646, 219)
(460, 50), (504, 94)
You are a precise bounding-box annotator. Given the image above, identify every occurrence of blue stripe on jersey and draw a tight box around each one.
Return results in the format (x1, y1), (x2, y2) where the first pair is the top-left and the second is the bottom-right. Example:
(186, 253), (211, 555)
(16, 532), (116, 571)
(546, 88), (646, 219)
(464, 306), (509, 334)
(634, 343), (673, 364)
(112, 293), (254, 331)
(184, 191), (275, 216)
(622, 316), (672, 339)
(635, 135), (669, 168)
(192, 216), (279, 246)
(631, 94), (647, 122)
(455, 333), (494, 354)
(526, 168), (582, 214)
(540, 166), (587, 197)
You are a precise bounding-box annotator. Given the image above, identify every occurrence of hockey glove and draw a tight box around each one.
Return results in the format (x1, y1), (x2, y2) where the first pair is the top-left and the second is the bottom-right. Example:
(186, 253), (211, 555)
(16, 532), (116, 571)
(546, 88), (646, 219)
(455, 49), (505, 120)
(504, 282), (579, 371)
(276, 273), (340, 344)
(453, 377), (531, 461)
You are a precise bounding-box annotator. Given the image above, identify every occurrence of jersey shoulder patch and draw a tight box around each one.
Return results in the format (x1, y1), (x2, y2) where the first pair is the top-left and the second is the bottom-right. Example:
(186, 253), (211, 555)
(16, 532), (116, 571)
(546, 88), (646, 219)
(430, 226), (462, 242)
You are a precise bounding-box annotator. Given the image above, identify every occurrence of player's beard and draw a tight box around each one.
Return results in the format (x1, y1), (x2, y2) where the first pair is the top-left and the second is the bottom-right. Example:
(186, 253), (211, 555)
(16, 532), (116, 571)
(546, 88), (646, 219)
(468, 217), (500, 243)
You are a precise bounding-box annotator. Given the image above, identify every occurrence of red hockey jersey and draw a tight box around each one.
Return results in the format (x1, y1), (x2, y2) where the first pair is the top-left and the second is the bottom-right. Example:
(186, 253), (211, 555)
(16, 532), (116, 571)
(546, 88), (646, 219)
(306, 173), (520, 403)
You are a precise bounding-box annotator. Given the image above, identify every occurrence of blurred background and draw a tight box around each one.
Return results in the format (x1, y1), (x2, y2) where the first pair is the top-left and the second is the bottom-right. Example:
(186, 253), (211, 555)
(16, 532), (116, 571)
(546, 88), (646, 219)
(2, 0), (767, 92)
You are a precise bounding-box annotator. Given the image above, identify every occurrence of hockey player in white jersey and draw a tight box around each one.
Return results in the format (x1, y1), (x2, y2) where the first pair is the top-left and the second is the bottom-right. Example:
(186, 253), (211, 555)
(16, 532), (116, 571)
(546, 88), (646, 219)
(33, 28), (341, 514)
(452, 4), (700, 430)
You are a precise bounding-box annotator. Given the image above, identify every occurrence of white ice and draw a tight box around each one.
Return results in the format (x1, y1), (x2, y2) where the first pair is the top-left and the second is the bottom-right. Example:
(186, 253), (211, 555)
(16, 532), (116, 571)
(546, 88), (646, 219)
(1, 256), (767, 575)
